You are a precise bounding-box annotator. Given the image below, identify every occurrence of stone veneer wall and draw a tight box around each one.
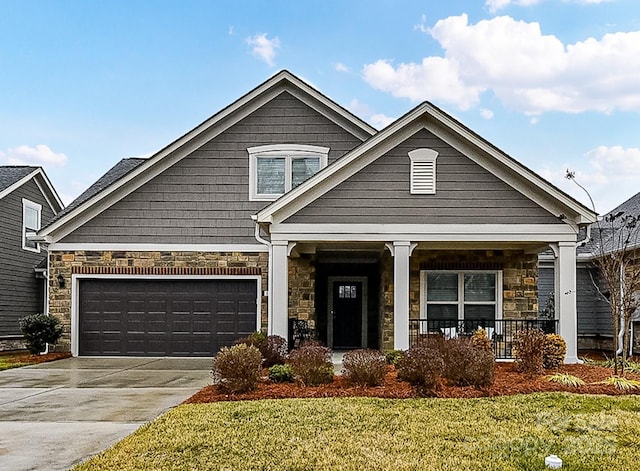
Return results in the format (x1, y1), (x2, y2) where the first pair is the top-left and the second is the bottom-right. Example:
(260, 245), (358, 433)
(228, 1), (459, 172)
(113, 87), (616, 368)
(288, 256), (316, 326)
(380, 249), (539, 351)
(0, 338), (26, 351)
(48, 251), (269, 352)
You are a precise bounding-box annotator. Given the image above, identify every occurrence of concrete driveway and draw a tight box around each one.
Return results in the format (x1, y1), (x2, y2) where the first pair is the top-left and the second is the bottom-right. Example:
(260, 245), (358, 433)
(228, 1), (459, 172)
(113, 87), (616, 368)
(0, 357), (212, 471)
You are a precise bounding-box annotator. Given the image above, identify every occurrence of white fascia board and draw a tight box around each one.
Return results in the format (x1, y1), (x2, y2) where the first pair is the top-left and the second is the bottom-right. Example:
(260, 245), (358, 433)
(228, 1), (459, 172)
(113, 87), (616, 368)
(33, 168), (64, 211)
(256, 109), (428, 224)
(269, 223), (578, 243)
(49, 243), (269, 252)
(424, 104), (597, 224)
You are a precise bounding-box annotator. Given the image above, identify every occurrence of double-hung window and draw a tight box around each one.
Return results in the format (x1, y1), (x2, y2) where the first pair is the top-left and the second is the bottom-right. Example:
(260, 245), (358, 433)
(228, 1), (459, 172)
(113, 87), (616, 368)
(22, 198), (42, 252)
(421, 270), (502, 328)
(248, 144), (329, 201)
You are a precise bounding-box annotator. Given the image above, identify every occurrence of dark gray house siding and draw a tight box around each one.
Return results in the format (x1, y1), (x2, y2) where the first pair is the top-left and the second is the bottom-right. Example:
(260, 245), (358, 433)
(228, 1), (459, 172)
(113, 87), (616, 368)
(285, 129), (561, 225)
(61, 92), (365, 244)
(0, 179), (56, 338)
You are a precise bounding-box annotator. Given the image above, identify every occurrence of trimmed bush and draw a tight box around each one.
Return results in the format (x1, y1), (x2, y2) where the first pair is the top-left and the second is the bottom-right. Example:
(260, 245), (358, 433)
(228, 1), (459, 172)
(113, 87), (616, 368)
(543, 334), (567, 369)
(442, 338), (495, 388)
(268, 364), (294, 383)
(384, 349), (404, 366)
(212, 343), (262, 393)
(513, 329), (546, 375)
(470, 328), (493, 353)
(342, 349), (388, 386)
(235, 332), (288, 367)
(288, 344), (334, 386)
(19, 313), (63, 354)
(396, 345), (444, 394)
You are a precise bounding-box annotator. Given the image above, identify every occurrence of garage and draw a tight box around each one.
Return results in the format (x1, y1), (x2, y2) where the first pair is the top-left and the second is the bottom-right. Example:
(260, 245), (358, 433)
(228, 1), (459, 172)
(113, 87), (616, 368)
(78, 278), (258, 356)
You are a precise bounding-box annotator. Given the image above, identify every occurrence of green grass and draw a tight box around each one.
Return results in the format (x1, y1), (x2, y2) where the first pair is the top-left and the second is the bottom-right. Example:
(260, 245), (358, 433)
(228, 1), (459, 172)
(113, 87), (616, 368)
(75, 393), (640, 471)
(0, 355), (30, 371)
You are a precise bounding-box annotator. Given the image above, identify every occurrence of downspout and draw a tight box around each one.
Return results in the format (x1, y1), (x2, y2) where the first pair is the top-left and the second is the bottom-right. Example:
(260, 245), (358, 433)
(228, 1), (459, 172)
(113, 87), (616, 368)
(252, 216), (272, 335)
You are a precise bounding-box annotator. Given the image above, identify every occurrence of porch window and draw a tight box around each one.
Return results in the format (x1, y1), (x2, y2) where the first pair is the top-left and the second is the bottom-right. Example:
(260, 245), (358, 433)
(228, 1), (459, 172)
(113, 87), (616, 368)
(421, 270), (502, 327)
(248, 144), (329, 201)
(22, 198), (41, 252)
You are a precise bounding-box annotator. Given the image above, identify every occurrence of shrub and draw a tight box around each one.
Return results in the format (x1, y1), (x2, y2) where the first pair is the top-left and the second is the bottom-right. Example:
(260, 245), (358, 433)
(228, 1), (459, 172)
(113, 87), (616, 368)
(543, 334), (567, 369)
(268, 364), (294, 383)
(235, 332), (287, 367)
(19, 313), (63, 354)
(384, 349), (404, 366)
(470, 328), (493, 353)
(442, 338), (495, 388)
(513, 329), (546, 375)
(342, 349), (388, 386)
(396, 345), (444, 394)
(212, 343), (262, 393)
(288, 344), (334, 386)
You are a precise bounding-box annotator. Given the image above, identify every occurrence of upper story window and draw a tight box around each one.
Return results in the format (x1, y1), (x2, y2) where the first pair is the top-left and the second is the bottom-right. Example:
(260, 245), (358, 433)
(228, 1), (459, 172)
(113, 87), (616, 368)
(248, 144), (329, 201)
(409, 148), (438, 194)
(22, 198), (42, 252)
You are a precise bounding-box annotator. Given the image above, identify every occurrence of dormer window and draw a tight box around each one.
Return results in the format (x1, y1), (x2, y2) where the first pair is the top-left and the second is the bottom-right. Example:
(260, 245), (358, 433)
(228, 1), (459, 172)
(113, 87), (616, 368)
(248, 144), (329, 201)
(409, 148), (438, 194)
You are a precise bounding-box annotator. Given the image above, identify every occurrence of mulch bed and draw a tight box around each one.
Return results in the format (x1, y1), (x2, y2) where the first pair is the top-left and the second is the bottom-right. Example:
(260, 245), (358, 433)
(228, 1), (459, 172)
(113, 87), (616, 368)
(1, 351), (72, 365)
(185, 363), (640, 404)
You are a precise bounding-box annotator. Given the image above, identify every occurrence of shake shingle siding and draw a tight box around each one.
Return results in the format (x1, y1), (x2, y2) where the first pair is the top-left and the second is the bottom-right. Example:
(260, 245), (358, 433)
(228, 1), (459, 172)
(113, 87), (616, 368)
(0, 179), (55, 336)
(285, 129), (560, 225)
(60, 92), (364, 244)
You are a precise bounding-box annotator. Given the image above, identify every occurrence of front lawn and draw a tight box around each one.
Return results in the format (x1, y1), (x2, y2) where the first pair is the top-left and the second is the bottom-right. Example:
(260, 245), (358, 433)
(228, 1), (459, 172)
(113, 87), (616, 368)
(75, 393), (640, 470)
(0, 351), (71, 371)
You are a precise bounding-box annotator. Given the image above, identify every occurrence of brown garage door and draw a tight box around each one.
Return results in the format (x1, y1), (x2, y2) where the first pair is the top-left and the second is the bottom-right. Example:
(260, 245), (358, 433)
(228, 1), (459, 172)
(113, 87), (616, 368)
(79, 279), (257, 356)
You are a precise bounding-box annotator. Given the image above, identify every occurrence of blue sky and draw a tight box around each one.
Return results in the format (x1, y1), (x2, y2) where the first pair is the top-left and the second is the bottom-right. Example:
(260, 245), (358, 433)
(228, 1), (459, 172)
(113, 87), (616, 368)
(1, 0), (639, 214)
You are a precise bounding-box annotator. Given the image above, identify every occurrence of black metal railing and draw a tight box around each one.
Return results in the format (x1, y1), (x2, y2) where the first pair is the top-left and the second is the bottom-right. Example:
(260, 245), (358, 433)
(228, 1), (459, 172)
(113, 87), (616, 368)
(408, 318), (558, 359)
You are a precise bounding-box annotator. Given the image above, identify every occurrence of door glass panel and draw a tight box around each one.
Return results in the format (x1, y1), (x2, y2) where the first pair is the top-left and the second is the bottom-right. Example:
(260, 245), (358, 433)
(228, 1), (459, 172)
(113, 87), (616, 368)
(427, 273), (458, 301)
(464, 273), (495, 302)
(257, 157), (285, 194)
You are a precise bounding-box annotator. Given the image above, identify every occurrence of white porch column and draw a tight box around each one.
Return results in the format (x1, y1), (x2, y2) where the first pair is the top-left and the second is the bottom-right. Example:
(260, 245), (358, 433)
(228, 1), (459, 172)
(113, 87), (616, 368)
(555, 241), (578, 363)
(271, 240), (289, 339)
(393, 241), (411, 350)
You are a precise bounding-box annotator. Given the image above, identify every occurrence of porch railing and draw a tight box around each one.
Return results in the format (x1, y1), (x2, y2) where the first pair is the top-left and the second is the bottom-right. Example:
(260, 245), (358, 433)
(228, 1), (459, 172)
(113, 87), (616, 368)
(408, 318), (559, 359)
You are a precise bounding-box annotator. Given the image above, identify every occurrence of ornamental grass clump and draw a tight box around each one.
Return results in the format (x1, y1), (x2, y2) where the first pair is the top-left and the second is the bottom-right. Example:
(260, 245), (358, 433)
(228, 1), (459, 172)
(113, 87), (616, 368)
(546, 373), (585, 387)
(543, 334), (567, 369)
(470, 328), (493, 353)
(513, 328), (546, 375)
(342, 349), (388, 387)
(443, 338), (495, 388)
(212, 343), (262, 393)
(288, 344), (334, 386)
(396, 345), (444, 394)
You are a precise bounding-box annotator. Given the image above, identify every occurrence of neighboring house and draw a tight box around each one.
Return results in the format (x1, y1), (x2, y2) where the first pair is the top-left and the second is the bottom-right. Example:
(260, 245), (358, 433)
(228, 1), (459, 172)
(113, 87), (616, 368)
(540, 191), (640, 355)
(0, 166), (64, 350)
(36, 70), (596, 361)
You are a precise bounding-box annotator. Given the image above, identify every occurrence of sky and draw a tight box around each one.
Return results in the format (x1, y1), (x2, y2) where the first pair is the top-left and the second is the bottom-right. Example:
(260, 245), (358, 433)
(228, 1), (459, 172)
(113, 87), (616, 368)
(1, 0), (639, 215)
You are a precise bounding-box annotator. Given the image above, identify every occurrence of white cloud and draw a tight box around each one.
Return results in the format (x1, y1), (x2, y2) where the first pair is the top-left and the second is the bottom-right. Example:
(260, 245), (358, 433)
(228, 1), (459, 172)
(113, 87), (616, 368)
(334, 62), (350, 73)
(363, 14), (640, 115)
(414, 14), (429, 33)
(0, 144), (67, 166)
(370, 113), (396, 129)
(346, 99), (396, 129)
(246, 33), (280, 66)
(539, 146), (640, 212)
(480, 108), (494, 119)
(486, 0), (615, 13)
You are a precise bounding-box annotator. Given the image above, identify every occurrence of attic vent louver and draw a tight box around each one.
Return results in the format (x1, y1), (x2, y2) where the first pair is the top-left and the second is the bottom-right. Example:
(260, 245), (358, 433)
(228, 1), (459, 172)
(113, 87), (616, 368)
(409, 148), (438, 194)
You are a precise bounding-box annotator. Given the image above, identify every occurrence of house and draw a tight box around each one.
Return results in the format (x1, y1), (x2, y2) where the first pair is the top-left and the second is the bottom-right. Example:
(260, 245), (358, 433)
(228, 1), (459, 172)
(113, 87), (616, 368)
(539, 191), (640, 355)
(35, 70), (596, 362)
(0, 166), (64, 351)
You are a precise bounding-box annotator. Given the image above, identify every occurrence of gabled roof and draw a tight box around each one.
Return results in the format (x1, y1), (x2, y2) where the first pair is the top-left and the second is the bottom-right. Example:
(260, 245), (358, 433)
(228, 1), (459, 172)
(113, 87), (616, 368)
(256, 101), (597, 226)
(39, 70), (376, 242)
(0, 165), (64, 213)
(584, 191), (640, 257)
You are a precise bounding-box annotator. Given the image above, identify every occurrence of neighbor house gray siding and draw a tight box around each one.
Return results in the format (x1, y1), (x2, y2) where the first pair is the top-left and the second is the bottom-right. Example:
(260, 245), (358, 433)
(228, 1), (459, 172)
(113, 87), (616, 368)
(61, 91), (365, 244)
(284, 129), (561, 225)
(539, 263), (612, 337)
(0, 179), (56, 337)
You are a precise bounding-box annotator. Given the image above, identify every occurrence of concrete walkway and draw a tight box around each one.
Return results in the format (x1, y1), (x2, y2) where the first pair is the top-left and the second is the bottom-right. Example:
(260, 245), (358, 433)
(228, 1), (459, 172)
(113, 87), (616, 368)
(0, 357), (212, 471)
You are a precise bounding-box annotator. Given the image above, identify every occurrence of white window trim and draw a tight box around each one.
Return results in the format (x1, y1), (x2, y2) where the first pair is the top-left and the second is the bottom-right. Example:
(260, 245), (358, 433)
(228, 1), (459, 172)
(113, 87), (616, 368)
(22, 198), (42, 253)
(409, 148), (438, 194)
(248, 144), (329, 201)
(419, 270), (503, 322)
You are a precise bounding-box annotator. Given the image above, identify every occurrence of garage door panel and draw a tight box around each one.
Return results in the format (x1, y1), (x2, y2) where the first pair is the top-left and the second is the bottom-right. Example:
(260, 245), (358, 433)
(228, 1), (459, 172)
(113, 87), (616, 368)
(79, 279), (257, 356)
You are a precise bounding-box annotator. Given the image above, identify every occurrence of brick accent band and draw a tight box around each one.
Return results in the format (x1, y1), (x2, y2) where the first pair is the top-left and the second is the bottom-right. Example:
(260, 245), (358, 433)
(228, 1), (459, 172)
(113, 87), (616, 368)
(71, 266), (261, 276)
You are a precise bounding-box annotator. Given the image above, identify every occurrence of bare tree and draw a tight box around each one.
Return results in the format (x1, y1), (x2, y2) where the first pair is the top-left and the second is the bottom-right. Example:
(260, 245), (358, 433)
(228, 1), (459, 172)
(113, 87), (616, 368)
(566, 170), (640, 375)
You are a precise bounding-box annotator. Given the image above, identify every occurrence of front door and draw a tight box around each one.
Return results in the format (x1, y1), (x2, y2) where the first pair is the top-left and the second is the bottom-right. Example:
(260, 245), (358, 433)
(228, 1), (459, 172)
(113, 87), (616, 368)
(328, 277), (367, 349)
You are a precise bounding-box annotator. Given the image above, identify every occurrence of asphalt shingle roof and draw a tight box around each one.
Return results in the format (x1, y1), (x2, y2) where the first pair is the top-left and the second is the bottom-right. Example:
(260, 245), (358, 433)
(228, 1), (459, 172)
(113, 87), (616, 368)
(0, 166), (38, 193)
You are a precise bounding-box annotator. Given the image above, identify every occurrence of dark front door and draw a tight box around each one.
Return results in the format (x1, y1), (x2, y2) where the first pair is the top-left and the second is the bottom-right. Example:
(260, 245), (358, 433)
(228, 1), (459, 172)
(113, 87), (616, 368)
(329, 278), (366, 349)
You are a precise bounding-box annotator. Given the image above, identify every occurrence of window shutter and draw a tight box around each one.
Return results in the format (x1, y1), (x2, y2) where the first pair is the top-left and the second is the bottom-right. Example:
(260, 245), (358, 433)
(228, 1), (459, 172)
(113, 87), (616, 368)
(408, 148), (438, 194)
